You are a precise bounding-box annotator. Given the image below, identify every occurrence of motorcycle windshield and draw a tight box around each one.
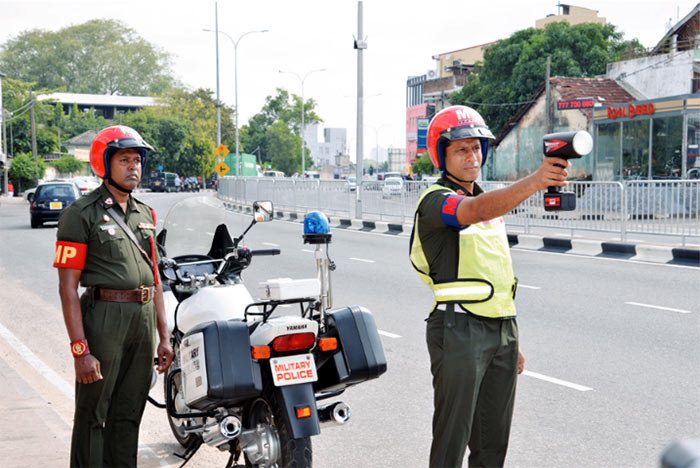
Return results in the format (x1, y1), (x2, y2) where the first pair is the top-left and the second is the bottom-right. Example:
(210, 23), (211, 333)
(162, 196), (227, 258)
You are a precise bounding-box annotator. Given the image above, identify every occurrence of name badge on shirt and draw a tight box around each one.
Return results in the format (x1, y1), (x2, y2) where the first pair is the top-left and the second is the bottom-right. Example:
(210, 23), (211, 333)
(138, 222), (156, 230)
(99, 224), (117, 231)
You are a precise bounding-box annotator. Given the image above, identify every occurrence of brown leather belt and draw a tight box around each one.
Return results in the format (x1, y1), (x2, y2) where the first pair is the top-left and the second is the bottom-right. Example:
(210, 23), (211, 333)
(93, 286), (155, 304)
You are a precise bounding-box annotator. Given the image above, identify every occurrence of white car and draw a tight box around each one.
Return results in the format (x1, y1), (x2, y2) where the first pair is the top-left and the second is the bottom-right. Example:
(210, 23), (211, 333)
(382, 177), (404, 198)
(70, 177), (101, 195)
(345, 177), (357, 191)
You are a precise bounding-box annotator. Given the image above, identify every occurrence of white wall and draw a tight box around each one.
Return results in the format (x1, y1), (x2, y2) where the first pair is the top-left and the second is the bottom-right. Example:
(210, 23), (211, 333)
(607, 50), (694, 99)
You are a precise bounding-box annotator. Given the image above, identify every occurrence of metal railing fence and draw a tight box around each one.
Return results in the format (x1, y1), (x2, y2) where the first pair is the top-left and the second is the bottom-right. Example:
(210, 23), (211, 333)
(218, 178), (700, 245)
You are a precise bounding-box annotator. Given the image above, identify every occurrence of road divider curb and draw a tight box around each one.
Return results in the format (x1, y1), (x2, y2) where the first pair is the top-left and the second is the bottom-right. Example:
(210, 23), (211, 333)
(220, 199), (698, 266)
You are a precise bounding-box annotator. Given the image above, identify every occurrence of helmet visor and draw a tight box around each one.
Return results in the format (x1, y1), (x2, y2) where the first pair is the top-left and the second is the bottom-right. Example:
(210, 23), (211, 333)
(441, 124), (494, 142)
(106, 137), (154, 152)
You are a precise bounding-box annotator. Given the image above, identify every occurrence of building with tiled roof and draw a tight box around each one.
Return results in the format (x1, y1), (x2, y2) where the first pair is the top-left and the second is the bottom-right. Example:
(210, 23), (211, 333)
(487, 77), (635, 181)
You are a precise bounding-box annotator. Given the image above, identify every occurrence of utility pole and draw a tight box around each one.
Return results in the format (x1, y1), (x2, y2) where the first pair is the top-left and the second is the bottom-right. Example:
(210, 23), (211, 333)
(544, 56), (552, 133)
(215, 1), (221, 146)
(29, 92), (38, 185)
(354, 1), (367, 218)
(0, 71), (6, 195)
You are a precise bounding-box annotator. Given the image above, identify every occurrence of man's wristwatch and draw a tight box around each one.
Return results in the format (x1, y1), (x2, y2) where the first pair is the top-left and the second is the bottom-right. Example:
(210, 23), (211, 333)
(71, 339), (90, 358)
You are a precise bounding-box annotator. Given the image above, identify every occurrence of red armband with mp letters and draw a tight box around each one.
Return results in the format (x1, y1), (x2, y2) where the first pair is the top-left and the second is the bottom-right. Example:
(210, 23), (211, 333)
(53, 241), (87, 269)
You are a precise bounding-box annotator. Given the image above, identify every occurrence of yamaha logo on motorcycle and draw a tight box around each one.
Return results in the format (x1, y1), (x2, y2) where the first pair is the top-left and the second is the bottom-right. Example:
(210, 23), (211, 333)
(148, 197), (387, 467)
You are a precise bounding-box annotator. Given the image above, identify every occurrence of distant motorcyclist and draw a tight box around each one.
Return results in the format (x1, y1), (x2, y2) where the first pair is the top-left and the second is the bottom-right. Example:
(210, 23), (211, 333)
(409, 106), (570, 467)
(54, 125), (173, 467)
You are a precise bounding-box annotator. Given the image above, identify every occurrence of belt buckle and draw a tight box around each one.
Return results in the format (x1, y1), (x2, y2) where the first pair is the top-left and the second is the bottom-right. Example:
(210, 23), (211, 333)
(139, 286), (151, 304)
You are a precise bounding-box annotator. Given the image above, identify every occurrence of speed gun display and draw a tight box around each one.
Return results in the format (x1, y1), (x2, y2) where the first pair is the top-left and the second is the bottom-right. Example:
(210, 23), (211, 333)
(542, 130), (593, 211)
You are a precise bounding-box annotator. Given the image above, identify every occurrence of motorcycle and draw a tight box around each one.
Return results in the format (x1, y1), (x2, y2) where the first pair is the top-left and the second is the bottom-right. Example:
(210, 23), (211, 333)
(151, 196), (387, 467)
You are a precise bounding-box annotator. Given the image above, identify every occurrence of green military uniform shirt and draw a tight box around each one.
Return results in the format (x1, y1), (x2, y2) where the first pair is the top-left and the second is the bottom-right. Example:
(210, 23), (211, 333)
(56, 183), (159, 288)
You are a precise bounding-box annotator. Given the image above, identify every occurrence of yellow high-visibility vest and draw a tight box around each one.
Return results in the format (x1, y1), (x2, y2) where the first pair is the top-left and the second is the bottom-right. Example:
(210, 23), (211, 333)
(410, 184), (517, 319)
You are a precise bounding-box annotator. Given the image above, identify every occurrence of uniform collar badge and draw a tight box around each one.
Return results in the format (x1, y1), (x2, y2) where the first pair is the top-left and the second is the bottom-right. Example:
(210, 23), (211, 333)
(456, 189), (466, 196)
(104, 197), (114, 206)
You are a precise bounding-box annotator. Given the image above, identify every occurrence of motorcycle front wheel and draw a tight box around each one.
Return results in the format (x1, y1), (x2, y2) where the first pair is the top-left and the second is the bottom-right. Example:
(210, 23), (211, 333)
(244, 389), (312, 468)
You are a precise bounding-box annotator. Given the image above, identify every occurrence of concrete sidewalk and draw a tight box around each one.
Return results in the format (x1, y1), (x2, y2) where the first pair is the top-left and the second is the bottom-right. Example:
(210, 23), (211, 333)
(224, 201), (700, 267)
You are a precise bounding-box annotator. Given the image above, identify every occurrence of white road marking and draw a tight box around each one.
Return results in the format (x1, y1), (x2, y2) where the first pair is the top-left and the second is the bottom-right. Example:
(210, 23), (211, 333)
(522, 370), (593, 392)
(0, 321), (74, 399)
(263, 242), (280, 247)
(0, 321), (174, 467)
(350, 257), (376, 263)
(512, 248), (699, 270)
(206, 232), (214, 236)
(624, 302), (692, 314)
(378, 330), (401, 339)
(186, 227), (195, 232)
(302, 249), (315, 253)
(518, 284), (540, 289)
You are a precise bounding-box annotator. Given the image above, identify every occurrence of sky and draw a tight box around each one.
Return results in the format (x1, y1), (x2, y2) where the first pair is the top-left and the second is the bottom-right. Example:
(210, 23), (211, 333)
(0, 0), (696, 161)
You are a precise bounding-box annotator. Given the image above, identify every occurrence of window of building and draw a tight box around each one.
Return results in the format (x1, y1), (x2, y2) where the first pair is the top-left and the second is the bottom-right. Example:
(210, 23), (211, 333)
(595, 122), (621, 180)
(622, 119), (650, 180)
(651, 116), (683, 179)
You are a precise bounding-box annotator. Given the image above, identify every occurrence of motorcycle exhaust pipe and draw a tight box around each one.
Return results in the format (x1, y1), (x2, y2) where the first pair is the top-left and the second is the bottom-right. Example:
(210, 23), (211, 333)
(317, 401), (350, 427)
(202, 415), (242, 447)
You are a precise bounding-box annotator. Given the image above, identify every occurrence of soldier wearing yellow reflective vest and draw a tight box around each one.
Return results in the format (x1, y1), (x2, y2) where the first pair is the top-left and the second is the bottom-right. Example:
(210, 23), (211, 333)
(410, 106), (571, 468)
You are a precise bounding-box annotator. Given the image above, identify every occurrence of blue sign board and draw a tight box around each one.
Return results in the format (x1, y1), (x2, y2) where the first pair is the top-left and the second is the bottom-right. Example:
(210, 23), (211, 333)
(417, 118), (429, 150)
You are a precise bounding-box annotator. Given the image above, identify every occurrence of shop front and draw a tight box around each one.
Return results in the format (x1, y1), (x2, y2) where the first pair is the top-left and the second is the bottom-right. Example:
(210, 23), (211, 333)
(593, 95), (700, 180)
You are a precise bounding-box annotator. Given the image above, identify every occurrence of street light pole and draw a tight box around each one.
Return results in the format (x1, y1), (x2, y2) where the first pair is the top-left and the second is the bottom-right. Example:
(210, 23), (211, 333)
(279, 68), (325, 177)
(204, 27), (268, 176)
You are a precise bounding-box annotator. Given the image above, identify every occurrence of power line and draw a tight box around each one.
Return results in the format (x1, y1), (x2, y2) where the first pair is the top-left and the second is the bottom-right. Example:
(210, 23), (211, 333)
(460, 99), (539, 107)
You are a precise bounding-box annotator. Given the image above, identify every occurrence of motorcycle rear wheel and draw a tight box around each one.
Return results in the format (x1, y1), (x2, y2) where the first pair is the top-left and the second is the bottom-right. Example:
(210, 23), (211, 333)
(245, 389), (312, 468)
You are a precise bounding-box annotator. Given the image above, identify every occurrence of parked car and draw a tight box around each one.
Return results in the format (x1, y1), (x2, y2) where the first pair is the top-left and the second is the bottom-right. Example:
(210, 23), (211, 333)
(151, 172), (181, 192)
(70, 176), (100, 195)
(382, 177), (404, 198)
(263, 170), (285, 178)
(345, 176), (357, 192)
(378, 171), (402, 181)
(688, 167), (700, 179)
(29, 181), (81, 228)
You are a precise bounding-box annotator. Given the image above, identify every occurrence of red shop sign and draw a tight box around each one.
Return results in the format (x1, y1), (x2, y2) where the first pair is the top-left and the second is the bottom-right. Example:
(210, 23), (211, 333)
(607, 103), (655, 119)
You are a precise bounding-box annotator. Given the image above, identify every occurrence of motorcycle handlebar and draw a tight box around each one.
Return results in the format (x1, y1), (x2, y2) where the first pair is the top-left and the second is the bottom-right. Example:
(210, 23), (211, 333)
(251, 249), (281, 256)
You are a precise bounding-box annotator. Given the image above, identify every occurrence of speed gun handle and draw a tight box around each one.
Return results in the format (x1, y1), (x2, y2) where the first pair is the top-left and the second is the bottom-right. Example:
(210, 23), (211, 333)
(542, 131), (592, 212)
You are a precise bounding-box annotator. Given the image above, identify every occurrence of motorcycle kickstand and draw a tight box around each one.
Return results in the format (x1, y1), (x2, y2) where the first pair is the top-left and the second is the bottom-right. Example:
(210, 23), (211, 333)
(174, 437), (203, 467)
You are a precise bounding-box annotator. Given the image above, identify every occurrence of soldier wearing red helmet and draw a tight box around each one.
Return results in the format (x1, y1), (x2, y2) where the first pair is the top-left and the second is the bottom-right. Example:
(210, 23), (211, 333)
(410, 106), (570, 467)
(54, 126), (172, 467)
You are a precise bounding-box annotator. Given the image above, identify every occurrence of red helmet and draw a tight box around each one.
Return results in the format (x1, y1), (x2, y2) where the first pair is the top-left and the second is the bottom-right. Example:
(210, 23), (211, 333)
(426, 105), (495, 171)
(89, 126), (154, 178)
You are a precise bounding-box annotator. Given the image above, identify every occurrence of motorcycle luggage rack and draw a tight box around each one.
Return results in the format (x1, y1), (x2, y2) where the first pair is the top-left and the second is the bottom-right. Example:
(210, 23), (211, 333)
(244, 297), (319, 322)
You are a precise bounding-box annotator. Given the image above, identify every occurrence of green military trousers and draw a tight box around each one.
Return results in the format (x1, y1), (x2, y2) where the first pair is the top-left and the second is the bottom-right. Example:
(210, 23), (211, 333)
(70, 294), (156, 468)
(426, 306), (519, 468)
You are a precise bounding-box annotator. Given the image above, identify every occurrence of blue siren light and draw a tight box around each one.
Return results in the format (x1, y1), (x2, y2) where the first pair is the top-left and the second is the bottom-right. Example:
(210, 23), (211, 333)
(303, 211), (331, 244)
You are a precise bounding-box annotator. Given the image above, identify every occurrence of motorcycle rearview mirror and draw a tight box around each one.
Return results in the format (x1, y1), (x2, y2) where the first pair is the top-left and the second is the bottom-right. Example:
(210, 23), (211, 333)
(234, 201), (274, 247)
(253, 200), (274, 222)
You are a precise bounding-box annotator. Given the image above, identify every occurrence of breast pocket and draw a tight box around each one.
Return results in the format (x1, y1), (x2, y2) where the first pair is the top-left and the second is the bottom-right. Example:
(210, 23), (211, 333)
(97, 229), (129, 259)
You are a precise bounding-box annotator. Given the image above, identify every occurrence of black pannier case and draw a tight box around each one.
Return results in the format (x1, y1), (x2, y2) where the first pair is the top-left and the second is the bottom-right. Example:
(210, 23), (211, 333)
(181, 319), (262, 410)
(315, 306), (387, 392)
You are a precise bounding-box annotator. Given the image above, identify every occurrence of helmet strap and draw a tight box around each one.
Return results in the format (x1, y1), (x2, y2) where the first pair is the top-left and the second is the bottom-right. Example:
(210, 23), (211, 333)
(444, 169), (475, 185)
(106, 176), (133, 194)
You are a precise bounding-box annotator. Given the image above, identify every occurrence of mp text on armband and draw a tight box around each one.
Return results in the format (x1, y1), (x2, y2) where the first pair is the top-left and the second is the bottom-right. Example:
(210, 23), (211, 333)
(53, 241), (88, 270)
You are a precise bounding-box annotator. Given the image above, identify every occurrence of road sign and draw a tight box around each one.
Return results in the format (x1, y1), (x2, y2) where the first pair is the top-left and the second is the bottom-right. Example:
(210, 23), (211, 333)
(215, 144), (230, 160)
(215, 160), (230, 177)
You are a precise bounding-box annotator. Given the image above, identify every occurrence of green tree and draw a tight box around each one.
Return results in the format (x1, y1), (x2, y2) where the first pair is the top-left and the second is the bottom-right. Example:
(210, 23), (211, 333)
(412, 151), (436, 176)
(265, 121), (301, 175)
(9, 152), (45, 191)
(241, 88), (322, 169)
(451, 22), (645, 136)
(0, 19), (175, 95)
(50, 154), (84, 175)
